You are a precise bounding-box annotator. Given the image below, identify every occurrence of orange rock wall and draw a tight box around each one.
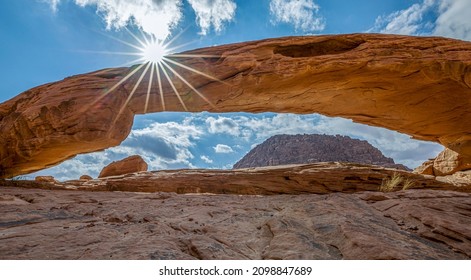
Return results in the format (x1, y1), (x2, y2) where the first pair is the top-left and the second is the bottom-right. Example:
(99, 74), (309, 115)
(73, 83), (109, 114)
(1, 34), (470, 177)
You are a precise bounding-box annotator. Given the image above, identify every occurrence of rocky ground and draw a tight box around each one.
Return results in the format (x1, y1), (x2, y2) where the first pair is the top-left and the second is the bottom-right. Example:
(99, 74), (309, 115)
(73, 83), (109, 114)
(1, 187), (470, 259)
(5, 163), (463, 194)
(1, 163), (470, 260)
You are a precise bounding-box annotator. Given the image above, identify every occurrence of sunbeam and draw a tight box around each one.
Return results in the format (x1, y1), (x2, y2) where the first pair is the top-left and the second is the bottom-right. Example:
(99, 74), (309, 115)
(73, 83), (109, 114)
(113, 62), (152, 128)
(85, 28), (229, 116)
(159, 61), (188, 111)
(144, 62), (155, 113)
(163, 57), (228, 85)
(88, 63), (146, 110)
(160, 60), (216, 108)
(155, 63), (166, 111)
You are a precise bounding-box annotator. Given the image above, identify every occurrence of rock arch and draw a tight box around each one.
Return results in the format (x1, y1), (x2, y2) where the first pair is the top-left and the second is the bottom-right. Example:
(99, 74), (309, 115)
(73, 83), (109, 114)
(1, 34), (470, 178)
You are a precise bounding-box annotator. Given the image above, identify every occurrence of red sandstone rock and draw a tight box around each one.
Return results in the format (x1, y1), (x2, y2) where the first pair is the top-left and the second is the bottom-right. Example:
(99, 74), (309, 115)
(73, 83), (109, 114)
(1, 34), (471, 177)
(98, 155), (148, 178)
(0, 186), (470, 259)
(79, 175), (92, 181)
(4, 163), (459, 194)
(433, 148), (471, 176)
(415, 148), (471, 178)
(414, 159), (435, 175)
(34, 176), (56, 183)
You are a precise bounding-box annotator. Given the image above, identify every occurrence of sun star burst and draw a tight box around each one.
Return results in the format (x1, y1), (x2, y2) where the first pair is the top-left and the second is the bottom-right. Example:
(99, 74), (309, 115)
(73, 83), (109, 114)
(86, 28), (224, 123)
(141, 40), (167, 64)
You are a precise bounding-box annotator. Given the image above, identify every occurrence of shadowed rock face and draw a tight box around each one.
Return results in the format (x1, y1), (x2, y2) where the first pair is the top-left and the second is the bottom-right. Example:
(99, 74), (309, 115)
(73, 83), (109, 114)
(1, 34), (471, 177)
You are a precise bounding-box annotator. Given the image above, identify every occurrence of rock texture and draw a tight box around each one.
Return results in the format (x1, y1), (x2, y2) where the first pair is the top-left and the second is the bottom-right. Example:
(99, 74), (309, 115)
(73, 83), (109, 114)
(98, 155), (148, 178)
(233, 134), (409, 170)
(415, 148), (471, 176)
(34, 176), (56, 183)
(1, 34), (471, 177)
(1, 163), (463, 194)
(79, 175), (93, 181)
(1, 186), (470, 259)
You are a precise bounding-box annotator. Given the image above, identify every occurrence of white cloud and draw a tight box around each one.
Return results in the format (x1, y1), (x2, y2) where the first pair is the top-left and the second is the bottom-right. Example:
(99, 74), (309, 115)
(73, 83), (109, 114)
(368, 0), (435, 35)
(269, 0), (325, 32)
(187, 0), (236, 35)
(214, 144), (234, 153)
(200, 155), (213, 164)
(368, 0), (471, 41)
(45, 0), (61, 12)
(32, 113), (444, 180)
(197, 113), (443, 168)
(122, 120), (203, 169)
(45, 0), (237, 39)
(74, 0), (183, 40)
(206, 116), (240, 136)
(434, 0), (471, 41)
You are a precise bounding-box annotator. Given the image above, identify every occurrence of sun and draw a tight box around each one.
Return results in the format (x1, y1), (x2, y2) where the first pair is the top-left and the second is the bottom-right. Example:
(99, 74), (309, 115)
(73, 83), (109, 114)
(88, 28), (221, 120)
(141, 40), (168, 64)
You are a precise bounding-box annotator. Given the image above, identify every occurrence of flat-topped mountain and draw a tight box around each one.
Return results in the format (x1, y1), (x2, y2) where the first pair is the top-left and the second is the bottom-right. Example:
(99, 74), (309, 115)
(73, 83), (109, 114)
(233, 134), (409, 170)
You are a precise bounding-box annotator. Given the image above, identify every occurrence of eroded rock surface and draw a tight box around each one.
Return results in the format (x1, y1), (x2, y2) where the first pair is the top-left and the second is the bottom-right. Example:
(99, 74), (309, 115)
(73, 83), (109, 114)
(1, 186), (470, 259)
(98, 155), (148, 178)
(2, 163), (462, 194)
(1, 34), (471, 177)
(415, 148), (471, 186)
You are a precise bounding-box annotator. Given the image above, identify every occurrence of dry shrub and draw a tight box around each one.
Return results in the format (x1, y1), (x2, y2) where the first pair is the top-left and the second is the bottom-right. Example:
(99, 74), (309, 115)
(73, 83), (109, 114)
(380, 172), (415, 192)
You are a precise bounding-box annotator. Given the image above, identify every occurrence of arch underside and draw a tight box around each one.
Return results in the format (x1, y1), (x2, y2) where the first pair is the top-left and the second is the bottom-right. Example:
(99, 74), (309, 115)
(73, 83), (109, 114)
(0, 34), (470, 178)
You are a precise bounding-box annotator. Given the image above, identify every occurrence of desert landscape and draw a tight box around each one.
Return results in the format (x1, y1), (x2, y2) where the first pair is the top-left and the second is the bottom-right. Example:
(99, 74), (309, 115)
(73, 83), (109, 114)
(1, 34), (471, 259)
(1, 1), (471, 261)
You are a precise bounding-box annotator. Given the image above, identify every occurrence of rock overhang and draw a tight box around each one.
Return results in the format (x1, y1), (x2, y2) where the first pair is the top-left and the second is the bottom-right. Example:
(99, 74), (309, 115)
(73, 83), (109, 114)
(1, 33), (470, 178)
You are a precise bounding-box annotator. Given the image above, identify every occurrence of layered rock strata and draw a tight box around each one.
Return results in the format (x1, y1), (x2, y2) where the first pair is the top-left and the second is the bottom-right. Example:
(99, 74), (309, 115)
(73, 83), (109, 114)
(2, 163), (463, 194)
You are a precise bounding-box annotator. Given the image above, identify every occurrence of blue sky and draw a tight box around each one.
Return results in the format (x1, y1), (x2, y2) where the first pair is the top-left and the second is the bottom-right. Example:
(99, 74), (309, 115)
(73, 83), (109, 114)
(1, 0), (470, 180)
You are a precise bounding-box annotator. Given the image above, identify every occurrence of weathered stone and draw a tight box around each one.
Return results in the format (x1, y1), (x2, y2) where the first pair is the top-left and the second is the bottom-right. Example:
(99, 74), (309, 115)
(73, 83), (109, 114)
(433, 148), (471, 176)
(98, 155), (148, 178)
(414, 159), (435, 175)
(3, 163), (460, 194)
(1, 186), (470, 259)
(79, 175), (93, 181)
(1, 34), (471, 177)
(34, 176), (56, 183)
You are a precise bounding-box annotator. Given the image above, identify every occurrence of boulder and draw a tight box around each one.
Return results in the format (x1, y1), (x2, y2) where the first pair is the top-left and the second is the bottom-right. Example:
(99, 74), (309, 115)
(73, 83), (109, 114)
(79, 175), (93, 181)
(98, 155), (148, 178)
(415, 148), (471, 176)
(433, 148), (471, 176)
(34, 176), (57, 183)
(414, 159), (435, 176)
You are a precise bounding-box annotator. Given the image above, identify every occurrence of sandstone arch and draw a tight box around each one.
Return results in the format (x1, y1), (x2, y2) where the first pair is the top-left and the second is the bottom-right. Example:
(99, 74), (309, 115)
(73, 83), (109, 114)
(1, 34), (470, 178)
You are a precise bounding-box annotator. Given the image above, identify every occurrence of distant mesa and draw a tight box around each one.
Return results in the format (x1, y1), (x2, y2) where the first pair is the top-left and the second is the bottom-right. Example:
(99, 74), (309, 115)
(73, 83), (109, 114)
(233, 134), (410, 171)
(98, 155), (148, 178)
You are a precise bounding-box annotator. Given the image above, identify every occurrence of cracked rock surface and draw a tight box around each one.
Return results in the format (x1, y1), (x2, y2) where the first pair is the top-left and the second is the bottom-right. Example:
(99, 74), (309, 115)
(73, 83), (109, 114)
(1, 187), (470, 259)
